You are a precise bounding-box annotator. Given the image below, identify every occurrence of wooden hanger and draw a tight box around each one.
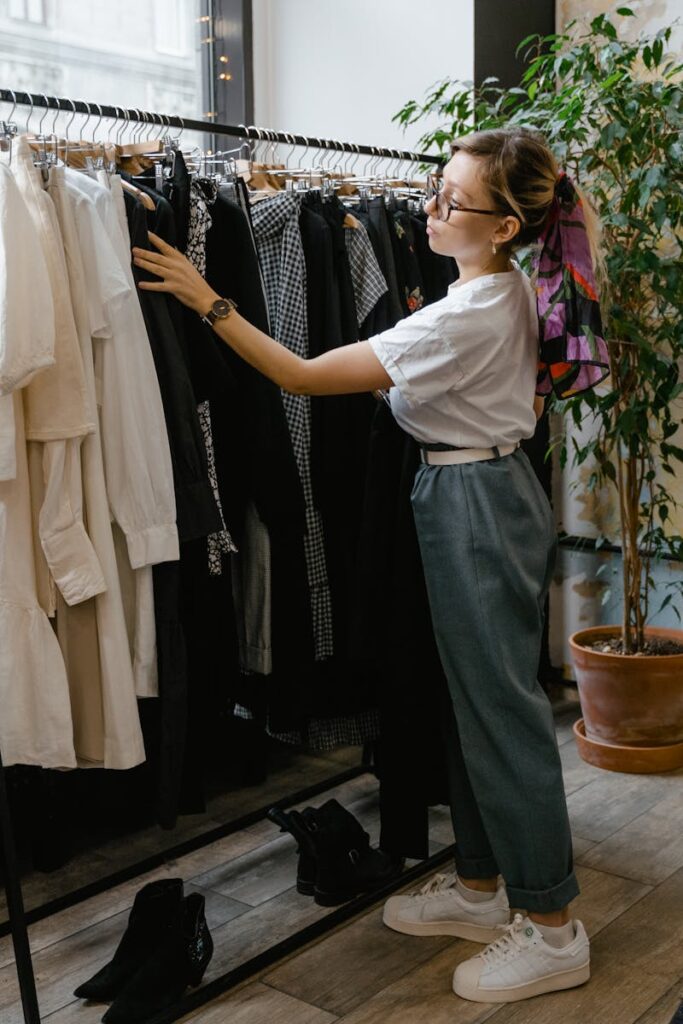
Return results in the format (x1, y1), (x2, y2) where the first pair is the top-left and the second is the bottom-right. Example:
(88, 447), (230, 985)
(120, 178), (156, 211)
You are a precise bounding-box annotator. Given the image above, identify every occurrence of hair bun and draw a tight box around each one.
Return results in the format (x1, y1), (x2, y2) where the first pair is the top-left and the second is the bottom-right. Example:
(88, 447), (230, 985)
(554, 171), (576, 205)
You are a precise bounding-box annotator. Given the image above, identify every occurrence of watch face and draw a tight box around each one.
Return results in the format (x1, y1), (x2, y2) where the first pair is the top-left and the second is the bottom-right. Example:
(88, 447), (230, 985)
(212, 299), (231, 318)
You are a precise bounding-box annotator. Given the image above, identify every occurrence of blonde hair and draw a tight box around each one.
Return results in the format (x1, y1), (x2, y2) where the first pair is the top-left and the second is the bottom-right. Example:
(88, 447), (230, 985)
(450, 126), (604, 284)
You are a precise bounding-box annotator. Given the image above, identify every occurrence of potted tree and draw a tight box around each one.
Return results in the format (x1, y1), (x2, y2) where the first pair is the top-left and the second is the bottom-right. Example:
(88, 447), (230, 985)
(394, 8), (683, 772)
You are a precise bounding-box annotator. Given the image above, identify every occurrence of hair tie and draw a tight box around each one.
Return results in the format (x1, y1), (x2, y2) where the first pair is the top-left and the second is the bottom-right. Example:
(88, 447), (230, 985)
(534, 171), (610, 399)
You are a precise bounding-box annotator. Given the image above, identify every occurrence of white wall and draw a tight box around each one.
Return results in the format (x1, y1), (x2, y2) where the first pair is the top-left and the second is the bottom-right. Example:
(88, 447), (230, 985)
(252, 0), (473, 156)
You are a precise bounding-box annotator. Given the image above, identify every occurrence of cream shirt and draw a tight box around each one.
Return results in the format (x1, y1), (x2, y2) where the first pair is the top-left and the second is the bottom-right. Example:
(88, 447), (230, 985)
(368, 265), (539, 449)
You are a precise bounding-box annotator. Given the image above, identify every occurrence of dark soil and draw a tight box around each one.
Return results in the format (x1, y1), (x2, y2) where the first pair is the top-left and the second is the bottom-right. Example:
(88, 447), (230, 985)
(584, 635), (683, 656)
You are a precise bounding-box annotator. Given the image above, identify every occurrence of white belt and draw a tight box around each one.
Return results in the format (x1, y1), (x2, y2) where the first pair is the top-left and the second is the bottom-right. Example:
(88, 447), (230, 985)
(419, 443), (519, 466)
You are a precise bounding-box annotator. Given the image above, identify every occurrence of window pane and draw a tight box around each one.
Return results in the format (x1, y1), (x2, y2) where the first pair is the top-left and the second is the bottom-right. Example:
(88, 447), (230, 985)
(8, 0), (26, 20)
(26, 0), (44, 24)
(0, 0), (206, 144)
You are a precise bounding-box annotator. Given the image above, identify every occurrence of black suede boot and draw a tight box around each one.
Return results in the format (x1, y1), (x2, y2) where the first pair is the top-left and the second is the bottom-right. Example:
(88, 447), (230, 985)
(73, 878), (184, 1002)
(307, 800), (402, 906)
(267, 805), (317, 895)
(102, 892), (213, 1024)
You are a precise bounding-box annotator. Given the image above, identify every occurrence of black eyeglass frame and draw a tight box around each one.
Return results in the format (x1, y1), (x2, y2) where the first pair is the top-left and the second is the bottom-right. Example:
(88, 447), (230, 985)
(427, 180), (516, 221)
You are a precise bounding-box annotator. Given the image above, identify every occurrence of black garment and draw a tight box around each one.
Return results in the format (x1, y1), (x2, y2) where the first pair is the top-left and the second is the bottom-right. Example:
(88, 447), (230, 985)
(204, 192), (313, 673)
(301, 193), (376, 659)
(388, 202), (426, 317)
(124, 186), (221, 543)
(353, 402), (449, 859)
(365, 197), (404, 325)
(349, 226), (456, 858)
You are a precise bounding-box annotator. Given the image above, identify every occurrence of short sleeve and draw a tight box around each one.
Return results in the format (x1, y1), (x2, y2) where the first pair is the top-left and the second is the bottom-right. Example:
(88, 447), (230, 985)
(367, 306), (465, 407)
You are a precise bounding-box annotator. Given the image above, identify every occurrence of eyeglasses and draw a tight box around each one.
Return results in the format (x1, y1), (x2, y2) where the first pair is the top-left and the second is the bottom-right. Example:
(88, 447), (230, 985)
(426, 182), (508, 222)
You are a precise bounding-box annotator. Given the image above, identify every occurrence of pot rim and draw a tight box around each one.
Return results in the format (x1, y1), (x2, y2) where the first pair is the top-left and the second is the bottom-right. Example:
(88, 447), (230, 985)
(569, 624), (683, 660)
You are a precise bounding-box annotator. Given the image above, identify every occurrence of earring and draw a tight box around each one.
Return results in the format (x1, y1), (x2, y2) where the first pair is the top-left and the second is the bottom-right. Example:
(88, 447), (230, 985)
(491, 241), (497, 255)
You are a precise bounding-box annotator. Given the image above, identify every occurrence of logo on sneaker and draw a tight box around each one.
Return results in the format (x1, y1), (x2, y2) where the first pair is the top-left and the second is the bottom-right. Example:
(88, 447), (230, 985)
(525, 926), (534, 937)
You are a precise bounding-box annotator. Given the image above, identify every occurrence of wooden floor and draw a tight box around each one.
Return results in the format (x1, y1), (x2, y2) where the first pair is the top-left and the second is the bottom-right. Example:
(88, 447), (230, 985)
(2, 705), (683, 1024)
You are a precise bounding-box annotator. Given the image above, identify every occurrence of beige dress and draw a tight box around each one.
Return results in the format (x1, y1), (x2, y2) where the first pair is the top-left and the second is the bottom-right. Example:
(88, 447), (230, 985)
(0, 161), (77, 769)
(49, 168), (148, 769)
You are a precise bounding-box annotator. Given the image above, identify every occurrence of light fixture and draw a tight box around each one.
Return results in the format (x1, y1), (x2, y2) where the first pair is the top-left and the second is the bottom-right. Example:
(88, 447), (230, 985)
(218, 73), (232, 81)
(197, 14), (211, 22)
(201, 36), (216, 44)
(219, 55), (229, 63)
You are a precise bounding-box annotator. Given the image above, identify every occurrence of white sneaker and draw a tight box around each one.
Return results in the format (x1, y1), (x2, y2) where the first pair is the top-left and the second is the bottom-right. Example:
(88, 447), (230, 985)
(453, 912), (590, 1002)
(382, 872), (509, 943)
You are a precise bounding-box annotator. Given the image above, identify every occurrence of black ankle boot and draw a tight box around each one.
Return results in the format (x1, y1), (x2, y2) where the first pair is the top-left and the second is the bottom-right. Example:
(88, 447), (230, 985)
(266, 806), (317, 895)
(307, 800), (402, 906)
(73, 878), (184, 1002)
(102, 893), (213, 1024)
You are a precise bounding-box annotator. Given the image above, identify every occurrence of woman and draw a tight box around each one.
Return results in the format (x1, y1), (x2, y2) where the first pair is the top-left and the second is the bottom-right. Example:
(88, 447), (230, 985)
(133, 126), (608, 1004)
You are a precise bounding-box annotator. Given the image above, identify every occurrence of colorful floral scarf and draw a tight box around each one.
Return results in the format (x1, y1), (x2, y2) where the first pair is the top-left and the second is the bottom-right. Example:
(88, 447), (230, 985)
(534, 172), (610, 399)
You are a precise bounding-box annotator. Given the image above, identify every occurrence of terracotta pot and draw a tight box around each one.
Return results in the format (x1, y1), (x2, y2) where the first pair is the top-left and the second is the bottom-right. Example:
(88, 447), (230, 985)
(569, 625), (683, 773)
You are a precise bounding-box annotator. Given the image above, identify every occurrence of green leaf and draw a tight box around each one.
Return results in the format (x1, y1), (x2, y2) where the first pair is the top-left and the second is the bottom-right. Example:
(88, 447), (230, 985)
(616, 6), (635, 15)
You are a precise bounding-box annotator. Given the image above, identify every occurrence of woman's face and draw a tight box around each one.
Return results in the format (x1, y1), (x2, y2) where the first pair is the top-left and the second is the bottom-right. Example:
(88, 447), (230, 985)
(424, 150), (515, 264)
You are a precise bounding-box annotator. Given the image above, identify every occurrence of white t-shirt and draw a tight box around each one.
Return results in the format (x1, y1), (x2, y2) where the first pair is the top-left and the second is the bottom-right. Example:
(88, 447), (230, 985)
(367, 265), (539, 449)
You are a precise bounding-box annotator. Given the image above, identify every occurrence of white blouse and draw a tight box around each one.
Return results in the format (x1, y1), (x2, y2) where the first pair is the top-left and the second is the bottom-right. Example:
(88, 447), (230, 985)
(368, 266), (539, 449)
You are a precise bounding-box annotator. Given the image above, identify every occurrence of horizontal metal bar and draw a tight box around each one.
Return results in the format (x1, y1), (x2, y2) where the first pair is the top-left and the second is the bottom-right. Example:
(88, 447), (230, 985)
(144, 844), (456, 1024)
(0, 89), (444, 165)
(559, 533), (683, 564)
(0, 763), (368, 938)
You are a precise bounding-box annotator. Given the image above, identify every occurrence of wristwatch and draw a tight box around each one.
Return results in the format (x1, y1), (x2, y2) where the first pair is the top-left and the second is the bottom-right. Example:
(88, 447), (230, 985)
(201, 297), (238, 328)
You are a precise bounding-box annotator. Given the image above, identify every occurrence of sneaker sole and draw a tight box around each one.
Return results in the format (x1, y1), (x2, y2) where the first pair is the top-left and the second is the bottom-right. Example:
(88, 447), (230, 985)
(453, 961), (590, 1002)
(382, 907), (508, 944)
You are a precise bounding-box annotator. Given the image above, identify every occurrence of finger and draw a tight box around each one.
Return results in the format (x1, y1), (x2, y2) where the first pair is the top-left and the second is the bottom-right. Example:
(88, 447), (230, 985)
(133, 258), (166, 278)
(132, 247), (168, 265)
(138, 280), (171, 291)
(147, 231), (175, 255)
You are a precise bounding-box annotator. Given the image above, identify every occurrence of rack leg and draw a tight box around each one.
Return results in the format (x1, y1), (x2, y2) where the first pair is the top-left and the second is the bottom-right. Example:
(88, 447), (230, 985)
(0, 750), (41, 1024)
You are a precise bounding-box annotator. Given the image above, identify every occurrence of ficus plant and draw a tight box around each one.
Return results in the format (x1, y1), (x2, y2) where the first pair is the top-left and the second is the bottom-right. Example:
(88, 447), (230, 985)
(394, 8), (683, 654)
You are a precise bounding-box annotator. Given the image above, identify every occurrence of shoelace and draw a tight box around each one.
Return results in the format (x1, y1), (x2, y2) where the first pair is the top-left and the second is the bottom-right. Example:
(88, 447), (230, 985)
(481, 913), (534, 964)
(411, 872), (458, 898)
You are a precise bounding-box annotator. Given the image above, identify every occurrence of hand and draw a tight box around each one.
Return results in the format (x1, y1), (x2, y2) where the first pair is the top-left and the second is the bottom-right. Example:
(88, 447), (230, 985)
(132, 232), (218, 315)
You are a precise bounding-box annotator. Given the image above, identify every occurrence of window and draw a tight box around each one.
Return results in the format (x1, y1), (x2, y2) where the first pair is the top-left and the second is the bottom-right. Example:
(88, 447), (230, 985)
(8, 0), (45, 22)
(0, 1), (205, 132)
(154, 0), (188, 56)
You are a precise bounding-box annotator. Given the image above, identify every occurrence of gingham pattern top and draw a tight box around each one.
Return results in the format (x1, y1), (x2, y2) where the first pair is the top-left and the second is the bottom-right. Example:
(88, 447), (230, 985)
(345, 220), (388, 326)
(251, 192), (333, 660)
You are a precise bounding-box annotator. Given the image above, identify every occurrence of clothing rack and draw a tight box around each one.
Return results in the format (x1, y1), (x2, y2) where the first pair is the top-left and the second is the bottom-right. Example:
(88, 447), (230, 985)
(0, 90), (452, 1024)
(0, 89), (444, 167)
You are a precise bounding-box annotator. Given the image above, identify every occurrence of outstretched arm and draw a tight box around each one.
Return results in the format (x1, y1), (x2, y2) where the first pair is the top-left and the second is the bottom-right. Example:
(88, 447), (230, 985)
(134, 232), (393, 398)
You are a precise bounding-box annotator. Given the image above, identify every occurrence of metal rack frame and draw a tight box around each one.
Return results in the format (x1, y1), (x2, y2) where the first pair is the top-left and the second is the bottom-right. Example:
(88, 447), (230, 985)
(0, 89), (445, 166)
(0, 89), (447, 1024)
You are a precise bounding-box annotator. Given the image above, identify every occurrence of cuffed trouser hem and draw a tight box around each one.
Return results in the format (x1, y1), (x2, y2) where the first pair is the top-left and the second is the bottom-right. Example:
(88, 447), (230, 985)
(506, 871), (580, 914)
(454, 846), (500, 880)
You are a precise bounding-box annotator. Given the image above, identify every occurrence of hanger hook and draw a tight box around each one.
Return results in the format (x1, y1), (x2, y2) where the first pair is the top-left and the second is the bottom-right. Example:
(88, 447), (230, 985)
(37, 94), (50, 136)
(51, 95), (60, 138)
(25, 91), (34, 133)
(6, 89), (17, 124)
(64, 98), (77, 149)
(92, 102), (103, 144)
(155, 112), (167, 142)
(77, 101), (91, 140)
(114, 106), (124, 146)
(247, 126), (262, 163)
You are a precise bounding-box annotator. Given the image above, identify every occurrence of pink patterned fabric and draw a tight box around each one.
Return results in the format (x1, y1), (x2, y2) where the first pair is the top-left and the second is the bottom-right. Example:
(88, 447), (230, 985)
(534, 172), (610, 398)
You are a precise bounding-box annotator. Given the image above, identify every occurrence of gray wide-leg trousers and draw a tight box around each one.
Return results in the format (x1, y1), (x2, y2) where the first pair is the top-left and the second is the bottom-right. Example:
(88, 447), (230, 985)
(411, 447), (579, 913)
